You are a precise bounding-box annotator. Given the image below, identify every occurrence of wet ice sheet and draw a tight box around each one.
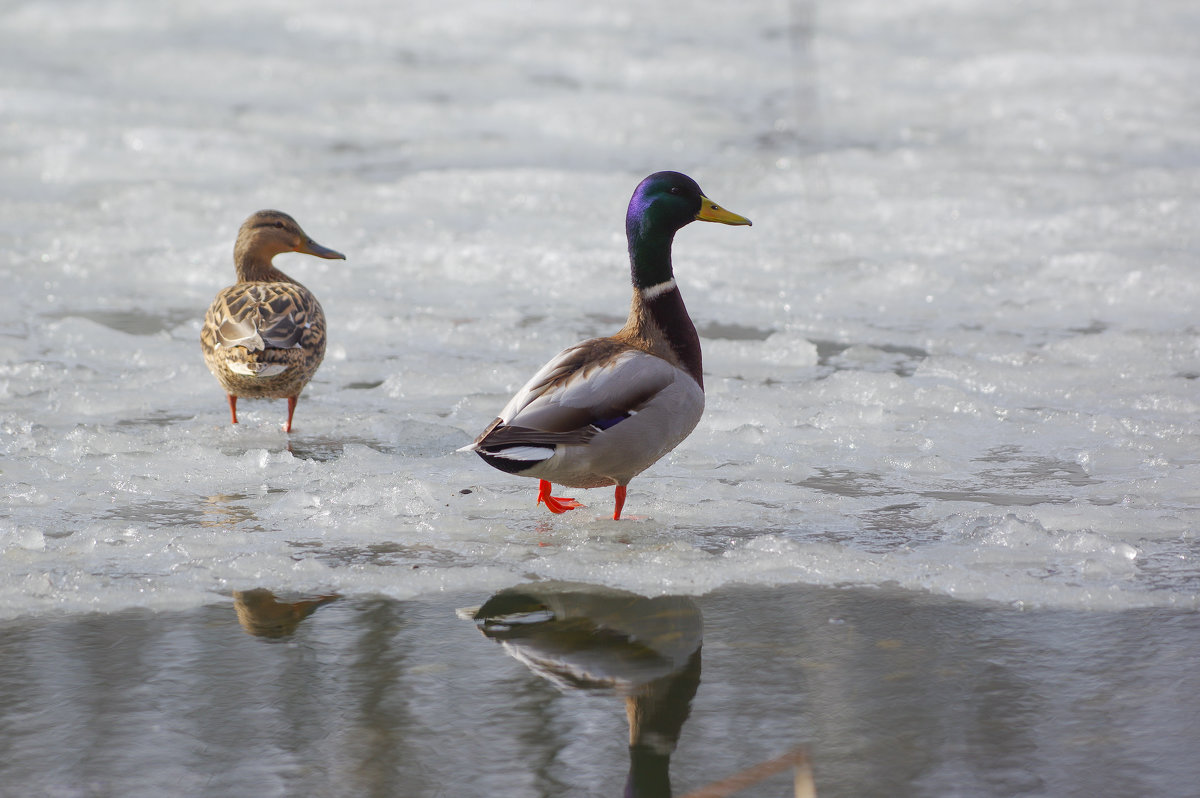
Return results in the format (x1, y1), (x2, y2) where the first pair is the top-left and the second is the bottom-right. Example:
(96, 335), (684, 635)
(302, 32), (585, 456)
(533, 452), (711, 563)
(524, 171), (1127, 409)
(2, 0), (1200, 617)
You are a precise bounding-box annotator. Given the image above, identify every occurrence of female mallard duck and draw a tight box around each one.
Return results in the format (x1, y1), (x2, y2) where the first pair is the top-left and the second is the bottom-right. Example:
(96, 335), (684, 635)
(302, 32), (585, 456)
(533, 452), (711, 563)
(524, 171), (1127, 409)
(462, 172), (751, 519)
(200, 210), (344, 432)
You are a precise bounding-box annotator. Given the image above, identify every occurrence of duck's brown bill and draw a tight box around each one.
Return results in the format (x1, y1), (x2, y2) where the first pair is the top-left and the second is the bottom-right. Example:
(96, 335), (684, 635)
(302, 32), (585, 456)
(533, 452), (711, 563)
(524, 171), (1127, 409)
(298, 239), (346, 260)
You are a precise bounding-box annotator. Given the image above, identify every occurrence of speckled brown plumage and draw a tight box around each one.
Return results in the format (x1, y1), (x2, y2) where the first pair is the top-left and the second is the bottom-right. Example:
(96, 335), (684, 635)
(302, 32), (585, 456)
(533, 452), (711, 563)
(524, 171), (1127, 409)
(200, 210), (344, 432)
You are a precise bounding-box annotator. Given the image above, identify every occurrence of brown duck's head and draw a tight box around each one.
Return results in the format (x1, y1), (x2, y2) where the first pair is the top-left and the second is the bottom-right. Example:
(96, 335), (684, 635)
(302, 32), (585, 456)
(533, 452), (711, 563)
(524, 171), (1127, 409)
(233, 209), (345, 278)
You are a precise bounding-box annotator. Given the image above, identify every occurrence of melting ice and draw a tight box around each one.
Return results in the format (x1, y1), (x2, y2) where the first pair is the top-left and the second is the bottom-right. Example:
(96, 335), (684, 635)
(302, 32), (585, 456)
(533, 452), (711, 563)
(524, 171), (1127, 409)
(1, 0), (1199, 618)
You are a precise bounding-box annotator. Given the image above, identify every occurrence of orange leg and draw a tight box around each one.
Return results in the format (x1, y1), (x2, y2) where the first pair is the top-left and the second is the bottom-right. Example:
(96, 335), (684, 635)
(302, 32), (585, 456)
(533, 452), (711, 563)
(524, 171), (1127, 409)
(227, 394), (239, 425)
(284, 396), (298, 433)
(537, 479), (584, 513)
(612, 485), (627, 520)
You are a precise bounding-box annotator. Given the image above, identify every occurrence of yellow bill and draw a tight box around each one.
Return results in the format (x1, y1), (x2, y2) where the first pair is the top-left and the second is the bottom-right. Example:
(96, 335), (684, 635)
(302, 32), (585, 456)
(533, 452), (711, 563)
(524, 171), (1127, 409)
(696, 196), (752, 226)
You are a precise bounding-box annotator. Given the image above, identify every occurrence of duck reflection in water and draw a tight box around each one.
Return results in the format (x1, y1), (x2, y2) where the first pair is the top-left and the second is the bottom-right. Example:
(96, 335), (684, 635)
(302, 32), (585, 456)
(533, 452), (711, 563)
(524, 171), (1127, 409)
(473, 582), (702, 798)
(233, 588), (340, 638)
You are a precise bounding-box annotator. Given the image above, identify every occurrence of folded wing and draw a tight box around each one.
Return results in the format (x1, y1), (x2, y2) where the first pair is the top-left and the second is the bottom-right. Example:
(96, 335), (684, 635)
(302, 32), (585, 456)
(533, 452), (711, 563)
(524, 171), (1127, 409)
(470, 342), (676, 455)
(207, 284), (320, 354)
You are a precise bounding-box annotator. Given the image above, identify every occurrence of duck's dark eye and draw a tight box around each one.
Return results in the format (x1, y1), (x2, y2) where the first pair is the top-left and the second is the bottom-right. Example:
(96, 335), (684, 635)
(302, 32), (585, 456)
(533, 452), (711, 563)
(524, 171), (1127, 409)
(669, 186), (682, 195)
(273, 221), (286, 229)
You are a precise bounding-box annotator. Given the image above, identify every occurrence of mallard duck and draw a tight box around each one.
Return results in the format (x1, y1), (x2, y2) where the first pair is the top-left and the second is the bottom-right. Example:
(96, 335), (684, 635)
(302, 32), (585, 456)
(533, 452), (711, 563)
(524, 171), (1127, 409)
(462, 172), (751, 519)
(200, 210), (344, 432)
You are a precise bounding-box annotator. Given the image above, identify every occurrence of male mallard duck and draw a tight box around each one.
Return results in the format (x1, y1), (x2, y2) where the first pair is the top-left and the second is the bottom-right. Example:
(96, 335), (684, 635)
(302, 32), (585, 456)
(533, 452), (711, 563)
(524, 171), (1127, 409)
(462, 172), (751, 519)
(200, 210), (344, 432)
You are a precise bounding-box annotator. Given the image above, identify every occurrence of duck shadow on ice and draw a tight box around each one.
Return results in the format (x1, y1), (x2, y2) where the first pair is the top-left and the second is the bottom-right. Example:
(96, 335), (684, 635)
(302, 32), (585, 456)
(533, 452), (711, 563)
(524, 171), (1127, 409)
(207, 421), (464, 462)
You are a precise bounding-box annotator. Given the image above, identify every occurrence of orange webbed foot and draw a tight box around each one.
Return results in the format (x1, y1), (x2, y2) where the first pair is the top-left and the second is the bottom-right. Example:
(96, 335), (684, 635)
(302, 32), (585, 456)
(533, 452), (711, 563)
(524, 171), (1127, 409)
(537, 479), (585, 514)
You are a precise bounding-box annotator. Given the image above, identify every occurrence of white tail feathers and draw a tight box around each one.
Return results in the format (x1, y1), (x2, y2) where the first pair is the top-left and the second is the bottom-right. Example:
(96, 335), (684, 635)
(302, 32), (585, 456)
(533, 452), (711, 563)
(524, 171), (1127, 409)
(487, 446), (555, 462)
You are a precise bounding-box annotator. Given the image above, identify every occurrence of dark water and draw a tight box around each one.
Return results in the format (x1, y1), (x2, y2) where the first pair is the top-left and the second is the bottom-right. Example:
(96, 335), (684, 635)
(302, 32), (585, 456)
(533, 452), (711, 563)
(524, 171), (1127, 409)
(1, 583), (1197, 798)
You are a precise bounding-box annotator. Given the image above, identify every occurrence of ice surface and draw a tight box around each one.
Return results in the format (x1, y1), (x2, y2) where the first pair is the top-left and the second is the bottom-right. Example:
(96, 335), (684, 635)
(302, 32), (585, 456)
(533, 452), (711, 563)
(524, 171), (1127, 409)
(2, 0), (1199, 617)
